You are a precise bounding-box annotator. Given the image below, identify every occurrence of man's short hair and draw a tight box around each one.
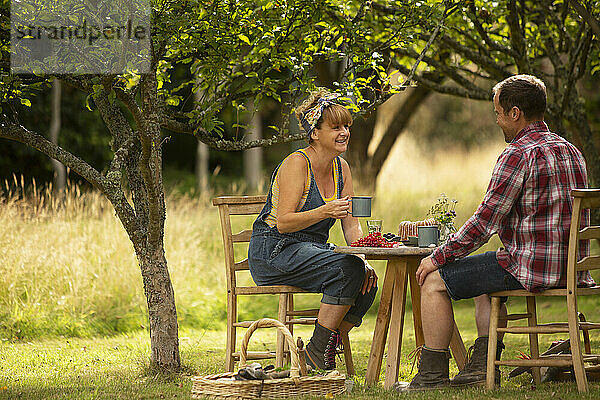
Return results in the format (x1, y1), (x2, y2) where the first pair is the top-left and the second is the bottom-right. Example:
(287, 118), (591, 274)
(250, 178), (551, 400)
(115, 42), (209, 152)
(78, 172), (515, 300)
(492, 75), (547, 120)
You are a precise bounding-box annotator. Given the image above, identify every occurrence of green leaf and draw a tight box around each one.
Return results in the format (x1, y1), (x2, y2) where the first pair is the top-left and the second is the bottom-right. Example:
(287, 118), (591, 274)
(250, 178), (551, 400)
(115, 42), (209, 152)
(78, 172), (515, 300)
(20, 98), (31, 107)
(335, 36), (343, 48)
(85, 94), (93, 111)
(238, 34), (251, 45)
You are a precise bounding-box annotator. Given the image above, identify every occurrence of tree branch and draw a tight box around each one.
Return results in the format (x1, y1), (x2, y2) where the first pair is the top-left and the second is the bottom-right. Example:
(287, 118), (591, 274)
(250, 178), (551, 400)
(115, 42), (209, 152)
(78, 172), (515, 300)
(372, 84), (434, 172)
(390, 60), (489, 100)
(466, 10), (519, 58)
(0, 123), (105, 191)
(506, 0), (531, 73)
(569, 0), (600, 37)
(434, 34), (509, 80)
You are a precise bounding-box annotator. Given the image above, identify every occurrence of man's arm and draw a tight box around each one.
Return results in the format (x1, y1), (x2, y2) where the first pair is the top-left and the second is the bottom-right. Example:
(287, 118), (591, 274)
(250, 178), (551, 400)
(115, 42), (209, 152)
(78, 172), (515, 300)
(431, 147), (527, 268)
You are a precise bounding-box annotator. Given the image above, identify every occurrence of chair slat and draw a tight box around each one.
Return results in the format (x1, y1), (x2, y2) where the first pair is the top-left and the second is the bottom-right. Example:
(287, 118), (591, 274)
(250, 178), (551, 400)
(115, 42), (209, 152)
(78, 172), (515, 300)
(498, 326), (568, 334)
(212, 195), (267, 206)
(234, 259), (249, 271)
(579, 226), (600, 240)
(235, 285), (311, 295)
(576, 256), (600, 271)
(497, 359), (574, 367)
(231, 351), (276, 360)
(228, 203), (265, 215)
(232, 229), (253, 243)
(287, 318), (317, 325)
(500, 313), (532, 321)
(287, 309), (320, 317)
(491, 286), (600, 297)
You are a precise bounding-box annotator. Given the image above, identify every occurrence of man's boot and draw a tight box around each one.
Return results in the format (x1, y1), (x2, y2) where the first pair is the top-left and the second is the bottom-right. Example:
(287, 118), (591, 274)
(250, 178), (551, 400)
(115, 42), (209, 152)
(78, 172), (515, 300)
(305, 322), (339, 370)
(451, 336), (504, 387)
(393, 346), (451, 392)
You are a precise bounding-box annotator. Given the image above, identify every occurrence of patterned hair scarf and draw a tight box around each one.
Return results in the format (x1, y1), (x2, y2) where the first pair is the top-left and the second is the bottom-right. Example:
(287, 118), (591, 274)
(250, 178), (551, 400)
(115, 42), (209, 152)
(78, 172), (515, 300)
(299, 93), (344, 140)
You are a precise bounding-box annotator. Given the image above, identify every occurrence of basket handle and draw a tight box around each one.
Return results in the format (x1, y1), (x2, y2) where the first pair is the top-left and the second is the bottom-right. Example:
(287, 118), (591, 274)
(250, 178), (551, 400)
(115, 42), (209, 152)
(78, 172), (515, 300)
(239, 318), (300, 378)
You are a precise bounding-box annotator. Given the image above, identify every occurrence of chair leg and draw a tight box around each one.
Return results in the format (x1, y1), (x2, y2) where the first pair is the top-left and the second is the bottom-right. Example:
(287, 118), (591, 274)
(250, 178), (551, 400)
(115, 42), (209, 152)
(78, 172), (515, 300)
(285, 293), (295, 365)
(568, 295), (588, 393)
(226, 293), (237, 372)
(486, 296), (501, 390)
(341, 332), (355, 376)
(526, 296), (541, 385)
(276, 293), (288, 368)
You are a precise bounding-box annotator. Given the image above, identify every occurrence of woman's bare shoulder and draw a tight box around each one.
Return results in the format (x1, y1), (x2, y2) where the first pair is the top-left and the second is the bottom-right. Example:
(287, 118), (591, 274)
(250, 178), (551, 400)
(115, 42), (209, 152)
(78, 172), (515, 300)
(279, 151), (309, 176)
(338, 156), (351, 175)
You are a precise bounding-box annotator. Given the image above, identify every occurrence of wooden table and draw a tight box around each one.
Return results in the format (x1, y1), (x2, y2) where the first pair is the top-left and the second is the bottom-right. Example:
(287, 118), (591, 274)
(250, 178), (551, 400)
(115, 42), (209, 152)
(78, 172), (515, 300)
(334, 246), (467, 388)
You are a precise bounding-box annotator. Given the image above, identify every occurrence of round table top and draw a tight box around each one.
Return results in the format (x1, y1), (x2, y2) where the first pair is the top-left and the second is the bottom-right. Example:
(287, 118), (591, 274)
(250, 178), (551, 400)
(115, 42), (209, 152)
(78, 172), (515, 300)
(334, 245), (435, 257)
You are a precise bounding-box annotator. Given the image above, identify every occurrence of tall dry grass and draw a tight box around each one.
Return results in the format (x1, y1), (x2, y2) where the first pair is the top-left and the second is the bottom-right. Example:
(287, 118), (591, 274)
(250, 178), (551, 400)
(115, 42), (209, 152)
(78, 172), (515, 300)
(0, 177), (228, 339)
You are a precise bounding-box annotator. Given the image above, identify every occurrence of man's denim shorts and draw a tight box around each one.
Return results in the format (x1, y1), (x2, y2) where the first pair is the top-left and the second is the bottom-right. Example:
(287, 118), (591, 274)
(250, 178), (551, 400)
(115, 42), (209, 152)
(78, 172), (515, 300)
(438, 251), (524, 301)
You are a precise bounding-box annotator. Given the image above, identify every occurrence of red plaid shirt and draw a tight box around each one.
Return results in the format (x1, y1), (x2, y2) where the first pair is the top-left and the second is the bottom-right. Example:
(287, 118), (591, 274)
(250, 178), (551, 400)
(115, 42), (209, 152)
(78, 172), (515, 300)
(432, 121), (594, 292)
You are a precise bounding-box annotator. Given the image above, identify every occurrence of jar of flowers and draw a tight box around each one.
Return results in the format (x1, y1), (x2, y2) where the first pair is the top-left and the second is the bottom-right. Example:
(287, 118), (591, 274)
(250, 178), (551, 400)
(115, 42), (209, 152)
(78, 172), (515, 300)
(427, 194), (458, 244)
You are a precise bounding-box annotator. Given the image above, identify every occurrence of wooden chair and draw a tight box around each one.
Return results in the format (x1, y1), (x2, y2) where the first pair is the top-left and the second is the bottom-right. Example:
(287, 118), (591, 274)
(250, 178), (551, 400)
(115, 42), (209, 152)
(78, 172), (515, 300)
(486, 189), (600, 392)
(213, 195), (355, 375)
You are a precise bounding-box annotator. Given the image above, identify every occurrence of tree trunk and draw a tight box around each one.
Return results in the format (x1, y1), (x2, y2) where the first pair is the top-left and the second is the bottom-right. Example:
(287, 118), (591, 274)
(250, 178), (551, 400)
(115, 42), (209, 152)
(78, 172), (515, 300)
(140, 249), (181, 370)
(196, 141), (209, 192)
(346, 113), (378, 192)
(49, 79), (66, 196)
(135, 70), (180, 370)
(345, 86), (434, 193)
(244, 103), (263, 192)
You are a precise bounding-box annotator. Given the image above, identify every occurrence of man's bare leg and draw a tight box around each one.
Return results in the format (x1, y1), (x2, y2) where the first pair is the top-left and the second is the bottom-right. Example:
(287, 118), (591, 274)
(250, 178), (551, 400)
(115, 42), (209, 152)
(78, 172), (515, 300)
(474, 294), (507, 340)
(420, 270), (455, 349)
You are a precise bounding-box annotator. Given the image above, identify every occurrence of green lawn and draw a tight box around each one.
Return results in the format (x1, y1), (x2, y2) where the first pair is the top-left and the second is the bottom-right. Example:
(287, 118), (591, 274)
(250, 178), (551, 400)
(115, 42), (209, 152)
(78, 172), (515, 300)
(1, 299), (599, 399)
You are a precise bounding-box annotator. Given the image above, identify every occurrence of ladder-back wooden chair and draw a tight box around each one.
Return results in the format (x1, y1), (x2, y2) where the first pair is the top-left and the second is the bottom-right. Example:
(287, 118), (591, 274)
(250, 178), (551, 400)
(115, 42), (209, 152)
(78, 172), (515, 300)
(486, 189), (600, 392)
(213, 195), (355, 374)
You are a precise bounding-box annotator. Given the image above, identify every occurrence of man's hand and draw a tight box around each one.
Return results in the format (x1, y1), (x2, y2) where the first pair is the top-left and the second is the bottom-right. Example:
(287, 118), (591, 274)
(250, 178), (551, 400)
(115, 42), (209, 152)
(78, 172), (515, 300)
(416, 256), (438, 286)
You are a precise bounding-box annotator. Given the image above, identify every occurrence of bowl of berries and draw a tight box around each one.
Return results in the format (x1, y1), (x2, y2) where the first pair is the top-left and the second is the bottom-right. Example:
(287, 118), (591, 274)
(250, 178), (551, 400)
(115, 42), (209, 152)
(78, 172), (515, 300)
(350, 232), (403, 248)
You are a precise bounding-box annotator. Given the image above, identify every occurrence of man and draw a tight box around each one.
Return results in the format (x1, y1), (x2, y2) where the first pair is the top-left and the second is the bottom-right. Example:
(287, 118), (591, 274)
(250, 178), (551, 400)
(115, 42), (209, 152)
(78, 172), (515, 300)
(395, 74), (594, 392)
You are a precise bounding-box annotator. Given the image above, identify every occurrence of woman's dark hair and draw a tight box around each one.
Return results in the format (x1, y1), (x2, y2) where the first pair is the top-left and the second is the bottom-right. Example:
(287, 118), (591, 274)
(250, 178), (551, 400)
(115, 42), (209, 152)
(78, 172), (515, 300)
(492, 75), (547, 120)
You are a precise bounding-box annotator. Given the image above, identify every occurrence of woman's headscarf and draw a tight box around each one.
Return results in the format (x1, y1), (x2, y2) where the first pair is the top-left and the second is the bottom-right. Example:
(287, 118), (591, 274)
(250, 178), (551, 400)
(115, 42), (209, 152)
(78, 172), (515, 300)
(298, 93), (345, 139)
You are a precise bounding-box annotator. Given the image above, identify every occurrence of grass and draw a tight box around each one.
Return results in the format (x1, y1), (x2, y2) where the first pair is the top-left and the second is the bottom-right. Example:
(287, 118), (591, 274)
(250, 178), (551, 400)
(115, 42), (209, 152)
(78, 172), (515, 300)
(1, 304), (599, 399)
(1, 136), (599, 398)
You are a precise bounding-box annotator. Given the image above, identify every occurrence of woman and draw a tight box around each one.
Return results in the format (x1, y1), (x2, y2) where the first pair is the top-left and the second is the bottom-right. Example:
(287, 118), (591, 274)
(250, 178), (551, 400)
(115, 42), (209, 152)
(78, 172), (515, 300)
(248, 89), (378, 370)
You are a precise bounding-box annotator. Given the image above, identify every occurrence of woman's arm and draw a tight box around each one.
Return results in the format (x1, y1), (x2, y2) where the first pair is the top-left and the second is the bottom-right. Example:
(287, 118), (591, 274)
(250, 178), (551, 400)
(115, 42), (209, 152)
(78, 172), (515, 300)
(339, 158), (363, 245)
(276, 154), (351, 233)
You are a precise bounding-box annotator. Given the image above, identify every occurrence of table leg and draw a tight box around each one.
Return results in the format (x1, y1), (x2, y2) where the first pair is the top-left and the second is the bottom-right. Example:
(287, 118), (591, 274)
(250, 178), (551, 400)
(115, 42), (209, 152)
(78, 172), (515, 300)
(384, 259), (409, 389)
(407, 260), (424, 347)
(365, 261), (397, 386)
(450, 323), (467, 370)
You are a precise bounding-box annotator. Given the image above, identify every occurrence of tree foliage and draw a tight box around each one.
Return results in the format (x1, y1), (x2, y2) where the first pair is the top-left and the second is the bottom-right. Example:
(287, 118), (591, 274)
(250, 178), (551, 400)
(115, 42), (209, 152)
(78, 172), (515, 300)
(377, 0), (600, 186)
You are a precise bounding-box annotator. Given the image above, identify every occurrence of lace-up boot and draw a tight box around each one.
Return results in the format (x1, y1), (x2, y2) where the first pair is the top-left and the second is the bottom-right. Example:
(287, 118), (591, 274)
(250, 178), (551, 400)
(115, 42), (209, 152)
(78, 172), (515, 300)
(451, 336), (504, 387)
(305, 322), (339, 370)
(393, 346), (451, 392)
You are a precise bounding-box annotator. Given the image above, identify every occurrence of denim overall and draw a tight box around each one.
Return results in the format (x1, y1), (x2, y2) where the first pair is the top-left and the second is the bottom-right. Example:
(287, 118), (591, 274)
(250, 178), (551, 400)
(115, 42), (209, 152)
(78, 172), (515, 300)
(248, 150), (377, 326)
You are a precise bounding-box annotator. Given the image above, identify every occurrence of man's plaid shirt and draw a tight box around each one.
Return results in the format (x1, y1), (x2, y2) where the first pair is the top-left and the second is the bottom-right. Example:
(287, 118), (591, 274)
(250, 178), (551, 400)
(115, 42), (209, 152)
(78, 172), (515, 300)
(432, 121), (595, 292)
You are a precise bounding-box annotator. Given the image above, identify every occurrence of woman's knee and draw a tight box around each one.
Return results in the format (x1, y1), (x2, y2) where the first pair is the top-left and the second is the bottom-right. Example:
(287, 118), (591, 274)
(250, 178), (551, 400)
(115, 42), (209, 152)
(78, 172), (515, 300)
(341, 255), (366, 281)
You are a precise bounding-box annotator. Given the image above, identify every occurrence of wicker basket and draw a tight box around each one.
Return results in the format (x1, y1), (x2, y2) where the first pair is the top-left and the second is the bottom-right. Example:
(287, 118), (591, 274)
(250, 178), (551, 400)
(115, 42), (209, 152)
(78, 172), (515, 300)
(191, 318), (347, 399)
